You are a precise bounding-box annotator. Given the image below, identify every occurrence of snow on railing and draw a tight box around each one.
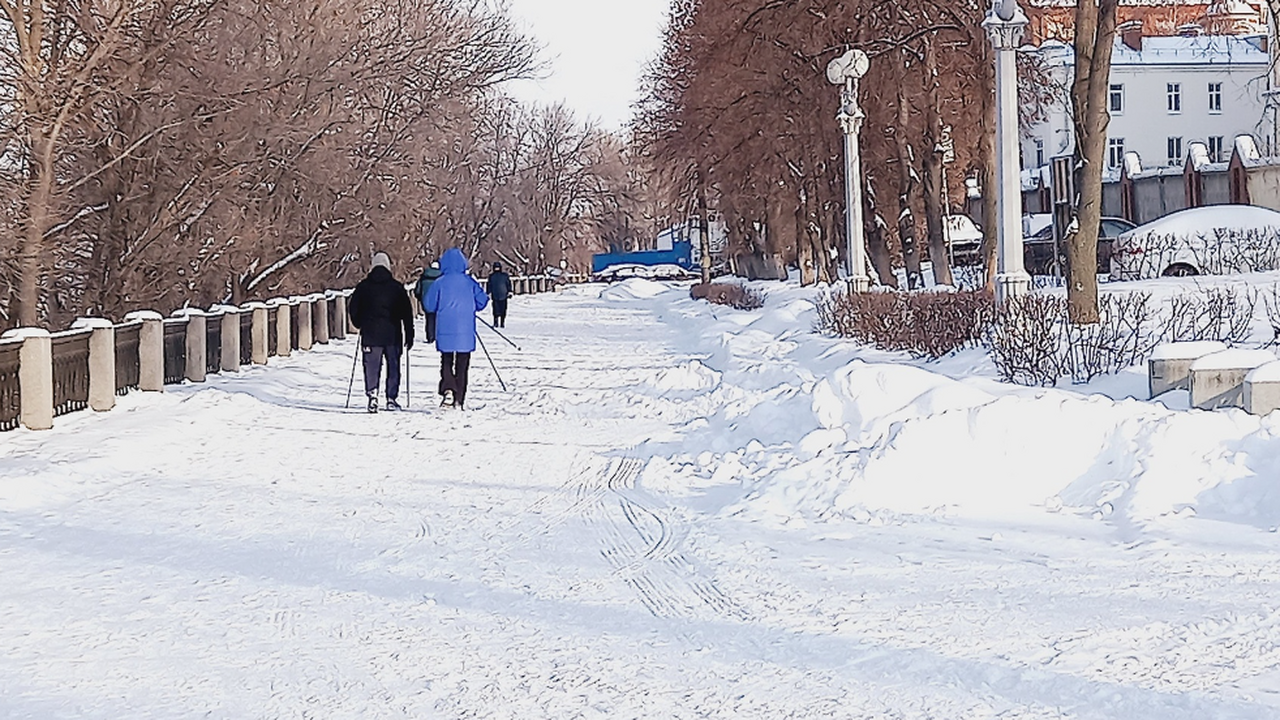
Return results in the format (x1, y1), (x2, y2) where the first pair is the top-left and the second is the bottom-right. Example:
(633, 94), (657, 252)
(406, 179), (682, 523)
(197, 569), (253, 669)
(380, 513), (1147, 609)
(0, 290), (355, 433)
(2, 270), (589, 433)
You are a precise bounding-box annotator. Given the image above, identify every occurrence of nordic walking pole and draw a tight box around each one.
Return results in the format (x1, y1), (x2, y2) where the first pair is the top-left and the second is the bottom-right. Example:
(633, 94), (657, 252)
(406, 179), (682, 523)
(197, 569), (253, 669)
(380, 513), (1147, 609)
(345, 333), (361, 409)
(404, 345), (411, 409)
(475, 330), (507, 392)
(477, 315), (520, 351)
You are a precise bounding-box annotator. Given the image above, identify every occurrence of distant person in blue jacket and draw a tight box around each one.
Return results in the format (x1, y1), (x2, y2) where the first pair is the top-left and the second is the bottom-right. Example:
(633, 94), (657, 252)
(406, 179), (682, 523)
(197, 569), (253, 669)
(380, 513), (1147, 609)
(425, 248), (488, 409)
(486, 262), (512, 327)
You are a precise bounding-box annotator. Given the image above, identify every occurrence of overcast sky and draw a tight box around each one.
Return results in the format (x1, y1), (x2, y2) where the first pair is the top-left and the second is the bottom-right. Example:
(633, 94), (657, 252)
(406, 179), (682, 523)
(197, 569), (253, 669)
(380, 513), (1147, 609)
(503, 0), (671, 130)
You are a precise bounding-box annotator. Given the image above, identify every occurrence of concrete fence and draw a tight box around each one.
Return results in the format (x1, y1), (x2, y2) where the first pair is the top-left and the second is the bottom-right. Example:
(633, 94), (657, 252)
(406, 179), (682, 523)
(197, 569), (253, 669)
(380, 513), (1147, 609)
(0, 289), (355, 433)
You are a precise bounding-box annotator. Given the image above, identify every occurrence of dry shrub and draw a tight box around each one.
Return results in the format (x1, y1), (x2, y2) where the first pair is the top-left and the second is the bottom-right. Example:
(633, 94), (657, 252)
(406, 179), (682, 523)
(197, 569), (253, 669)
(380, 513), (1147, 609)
(817, 289), (996, 358)
(691, 282), (766, 310)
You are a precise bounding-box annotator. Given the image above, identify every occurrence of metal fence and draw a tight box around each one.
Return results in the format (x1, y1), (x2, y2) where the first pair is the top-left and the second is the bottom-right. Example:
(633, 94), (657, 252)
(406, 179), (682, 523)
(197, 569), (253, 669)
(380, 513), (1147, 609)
(289, 305), (300, 351)
(267, 307), (279, 357)
(114, 322), (141, 395)
(240, 312), (252, 365)
(0, 340), (20, 432)
(206, 315), (222, 375)
(51, 329), (91, 417)
(163, 319), (187, 385)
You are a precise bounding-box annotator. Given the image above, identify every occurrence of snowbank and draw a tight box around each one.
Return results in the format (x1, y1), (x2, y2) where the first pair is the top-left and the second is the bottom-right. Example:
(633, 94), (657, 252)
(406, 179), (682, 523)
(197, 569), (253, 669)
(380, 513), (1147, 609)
(608, 278), (1280, 534)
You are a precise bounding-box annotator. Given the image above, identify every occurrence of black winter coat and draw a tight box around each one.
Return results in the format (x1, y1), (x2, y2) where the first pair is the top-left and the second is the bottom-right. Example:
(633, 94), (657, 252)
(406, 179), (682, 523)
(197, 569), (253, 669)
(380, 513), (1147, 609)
(348, 266), (415, 348)
(487, 271), (512, 302)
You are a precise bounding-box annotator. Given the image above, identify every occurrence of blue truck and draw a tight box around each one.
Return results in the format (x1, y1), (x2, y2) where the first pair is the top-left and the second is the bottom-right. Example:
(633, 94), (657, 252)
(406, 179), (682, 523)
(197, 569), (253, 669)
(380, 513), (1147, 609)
(591, 239), (697, 278)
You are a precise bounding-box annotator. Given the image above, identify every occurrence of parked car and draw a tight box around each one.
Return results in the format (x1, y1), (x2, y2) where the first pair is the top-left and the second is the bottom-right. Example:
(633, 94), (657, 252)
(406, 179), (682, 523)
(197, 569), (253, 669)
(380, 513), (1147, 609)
(1023, 217), (1136, 275)
(1110, 205), (1280, 281)
(593, 263), (700, 282)
(946, 215), (986, 267)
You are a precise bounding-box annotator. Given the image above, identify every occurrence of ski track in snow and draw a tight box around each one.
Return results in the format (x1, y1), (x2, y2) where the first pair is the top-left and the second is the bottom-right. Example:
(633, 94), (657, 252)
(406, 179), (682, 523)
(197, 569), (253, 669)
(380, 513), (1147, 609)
(1, 283), (1279, 717)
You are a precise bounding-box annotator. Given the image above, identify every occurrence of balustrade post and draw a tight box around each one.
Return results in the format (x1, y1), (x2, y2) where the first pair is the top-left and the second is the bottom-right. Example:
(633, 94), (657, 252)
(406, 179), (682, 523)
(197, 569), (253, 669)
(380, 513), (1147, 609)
(127, 311), (165, 392)
(73, 319), (116, 412)
(329, 291), (347, 340)
(244, 303), (268, 365)
(273, 299), (292, 357)
(178, 310), (207, 383)
(295, 297), (314, 351)
(1, 329), (53, 430)
(312, 295), (330, 345)
(344, 289), (358, 336)
(218, 307), (241, 372)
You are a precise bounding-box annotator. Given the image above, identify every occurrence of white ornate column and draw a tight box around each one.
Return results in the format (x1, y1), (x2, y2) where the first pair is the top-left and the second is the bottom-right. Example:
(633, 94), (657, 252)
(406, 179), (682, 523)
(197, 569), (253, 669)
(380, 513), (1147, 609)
(827, 49), (872, 292)
(984, 0), (1031, 302)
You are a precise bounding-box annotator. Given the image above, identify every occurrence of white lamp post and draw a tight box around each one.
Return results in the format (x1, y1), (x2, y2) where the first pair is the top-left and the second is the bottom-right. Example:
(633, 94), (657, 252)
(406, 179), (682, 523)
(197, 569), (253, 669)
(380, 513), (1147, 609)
(827, 49), (871, 292)
(983, 0), (1031, 302)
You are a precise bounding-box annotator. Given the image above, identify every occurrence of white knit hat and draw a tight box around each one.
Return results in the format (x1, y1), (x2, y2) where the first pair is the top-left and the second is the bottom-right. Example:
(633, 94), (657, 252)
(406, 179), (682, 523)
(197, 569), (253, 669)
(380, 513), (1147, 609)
(371, 252), (391, 271)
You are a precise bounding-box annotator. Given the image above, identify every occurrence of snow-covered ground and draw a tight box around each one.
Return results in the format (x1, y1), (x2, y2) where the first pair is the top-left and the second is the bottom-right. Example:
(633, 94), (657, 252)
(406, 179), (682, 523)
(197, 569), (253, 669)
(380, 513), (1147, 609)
(3, 278), (1280, 718)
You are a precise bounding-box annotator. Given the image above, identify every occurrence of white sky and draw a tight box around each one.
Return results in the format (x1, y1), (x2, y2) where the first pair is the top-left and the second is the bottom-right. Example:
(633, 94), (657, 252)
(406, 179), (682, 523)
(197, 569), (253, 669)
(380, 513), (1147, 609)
(503, 0), (671, 130)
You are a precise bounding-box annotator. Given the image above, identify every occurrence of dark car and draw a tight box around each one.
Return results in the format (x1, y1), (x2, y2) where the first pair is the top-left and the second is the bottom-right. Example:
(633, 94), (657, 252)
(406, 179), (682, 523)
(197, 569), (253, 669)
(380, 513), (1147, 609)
(1024, 217), (1136, 275)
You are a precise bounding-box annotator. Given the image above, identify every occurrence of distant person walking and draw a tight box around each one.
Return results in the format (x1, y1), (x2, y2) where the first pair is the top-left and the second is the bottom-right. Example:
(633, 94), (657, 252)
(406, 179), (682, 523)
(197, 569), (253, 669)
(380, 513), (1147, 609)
(415, 261), (443, 342)
(486, 262), (512, 328)
(425, 248), (488, 409)
(348, 252), (415, 413)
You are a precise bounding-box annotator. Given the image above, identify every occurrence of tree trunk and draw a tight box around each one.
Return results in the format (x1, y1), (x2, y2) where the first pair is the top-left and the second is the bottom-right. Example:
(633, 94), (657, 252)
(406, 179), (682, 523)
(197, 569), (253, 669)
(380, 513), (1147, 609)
(698, 179), (711, 284)
(1066, 0), (1119, 324)
(895, 80), (924, 290)
(980, 76), (999, 293)
(796, 200), (816, 286)
(16, 131), (56, 327)
(863, 179), (899, 288)
(922, 41), (954, 287)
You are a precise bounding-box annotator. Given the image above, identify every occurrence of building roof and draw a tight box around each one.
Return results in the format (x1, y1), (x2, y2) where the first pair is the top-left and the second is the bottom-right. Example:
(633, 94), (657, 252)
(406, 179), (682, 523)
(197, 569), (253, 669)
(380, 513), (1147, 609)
(1037, 34), (1268, 67)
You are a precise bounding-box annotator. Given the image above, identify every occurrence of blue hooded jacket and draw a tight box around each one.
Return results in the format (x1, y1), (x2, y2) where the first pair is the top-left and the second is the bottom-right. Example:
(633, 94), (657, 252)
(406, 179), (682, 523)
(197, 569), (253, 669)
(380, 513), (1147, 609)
(425, 248), (488, 353)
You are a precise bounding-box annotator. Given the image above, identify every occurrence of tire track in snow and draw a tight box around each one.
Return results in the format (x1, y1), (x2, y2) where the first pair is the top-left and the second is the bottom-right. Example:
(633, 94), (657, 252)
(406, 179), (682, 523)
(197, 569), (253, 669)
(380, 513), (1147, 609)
(578, 456), (746, 620)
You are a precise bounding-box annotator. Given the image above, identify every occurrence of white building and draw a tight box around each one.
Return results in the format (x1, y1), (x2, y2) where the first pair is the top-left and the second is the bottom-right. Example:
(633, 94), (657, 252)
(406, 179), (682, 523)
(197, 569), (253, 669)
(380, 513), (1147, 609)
(1022, 31), (1269, 174)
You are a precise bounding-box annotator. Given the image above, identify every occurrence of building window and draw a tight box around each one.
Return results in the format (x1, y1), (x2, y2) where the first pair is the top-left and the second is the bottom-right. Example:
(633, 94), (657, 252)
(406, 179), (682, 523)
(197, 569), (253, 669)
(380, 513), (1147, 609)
(1167, 83), (1182, 113)
(1109, 84), (1124, 114)
(1208, 82), (1222, 114)
(1167, 137), (1183, 166)
(1035, 139), (1045, 167)
(1208, 135), (1225, 162)
(1108, 138), (1126, 169)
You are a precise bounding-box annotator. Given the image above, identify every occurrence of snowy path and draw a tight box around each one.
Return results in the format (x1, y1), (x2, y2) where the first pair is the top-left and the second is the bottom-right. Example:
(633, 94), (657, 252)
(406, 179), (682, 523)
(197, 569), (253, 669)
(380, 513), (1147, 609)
(2, 283), (1280, 718)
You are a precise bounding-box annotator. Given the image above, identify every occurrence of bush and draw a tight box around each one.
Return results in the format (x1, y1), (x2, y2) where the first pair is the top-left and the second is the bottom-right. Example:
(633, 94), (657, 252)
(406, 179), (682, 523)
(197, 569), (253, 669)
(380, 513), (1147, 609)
(816, 289), (996, 358)
(819, 284), (1264, 385)
(691, 282), (766, 310)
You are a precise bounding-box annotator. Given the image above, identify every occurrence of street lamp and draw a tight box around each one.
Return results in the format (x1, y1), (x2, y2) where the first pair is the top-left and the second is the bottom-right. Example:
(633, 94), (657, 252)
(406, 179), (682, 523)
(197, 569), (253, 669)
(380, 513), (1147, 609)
(827, 49), (871, 292)
(983, 0), (1031, 302)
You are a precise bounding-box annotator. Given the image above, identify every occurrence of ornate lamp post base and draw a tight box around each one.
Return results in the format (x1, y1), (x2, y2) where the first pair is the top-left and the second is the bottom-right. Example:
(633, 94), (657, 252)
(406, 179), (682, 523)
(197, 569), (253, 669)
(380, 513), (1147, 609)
(996, 271), (1031, 303)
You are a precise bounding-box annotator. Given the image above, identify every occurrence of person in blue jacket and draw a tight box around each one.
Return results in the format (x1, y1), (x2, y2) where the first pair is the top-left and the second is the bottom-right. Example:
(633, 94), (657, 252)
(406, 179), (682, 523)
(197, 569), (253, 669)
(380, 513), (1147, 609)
(424, 248), (488, 409)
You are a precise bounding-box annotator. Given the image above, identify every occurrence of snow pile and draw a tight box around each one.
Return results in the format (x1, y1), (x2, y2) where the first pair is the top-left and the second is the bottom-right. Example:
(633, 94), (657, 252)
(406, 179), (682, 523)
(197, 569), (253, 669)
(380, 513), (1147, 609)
(647, 360), (722, 396)
(611, 278), (1280, 532)
(599, 277), (673, 301)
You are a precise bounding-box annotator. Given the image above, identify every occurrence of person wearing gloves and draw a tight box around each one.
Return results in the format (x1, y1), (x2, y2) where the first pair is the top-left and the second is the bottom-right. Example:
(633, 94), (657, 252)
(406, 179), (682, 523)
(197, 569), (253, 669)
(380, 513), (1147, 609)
(424, 248), (488, 410)
(347, 251), (415, 413)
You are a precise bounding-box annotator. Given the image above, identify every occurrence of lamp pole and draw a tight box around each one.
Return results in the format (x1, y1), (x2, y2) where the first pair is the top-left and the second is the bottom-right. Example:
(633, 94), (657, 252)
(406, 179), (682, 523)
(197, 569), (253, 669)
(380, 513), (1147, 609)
(984, 0), (1031, 302)
(828, 49), (871, 292)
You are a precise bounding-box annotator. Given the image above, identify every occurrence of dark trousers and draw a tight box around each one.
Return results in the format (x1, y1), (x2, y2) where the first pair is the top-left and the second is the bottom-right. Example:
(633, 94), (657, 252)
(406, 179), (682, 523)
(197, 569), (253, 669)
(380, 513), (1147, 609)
(492, 298), (508, 327)
(424, 312), (437, 343)
(439, 352), (472, 406)
(363, 345), (402, 400)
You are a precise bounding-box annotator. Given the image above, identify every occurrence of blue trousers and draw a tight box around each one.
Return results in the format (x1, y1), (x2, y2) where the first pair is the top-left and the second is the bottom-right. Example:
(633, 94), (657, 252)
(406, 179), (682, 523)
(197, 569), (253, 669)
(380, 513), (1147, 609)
(362, 345), (402, 400)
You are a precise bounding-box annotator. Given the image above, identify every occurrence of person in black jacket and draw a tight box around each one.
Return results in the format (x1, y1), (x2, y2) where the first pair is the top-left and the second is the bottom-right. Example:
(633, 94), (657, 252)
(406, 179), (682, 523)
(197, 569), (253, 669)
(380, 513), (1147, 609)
(347, 252), (415, 413)
(486, 262), (512, 328)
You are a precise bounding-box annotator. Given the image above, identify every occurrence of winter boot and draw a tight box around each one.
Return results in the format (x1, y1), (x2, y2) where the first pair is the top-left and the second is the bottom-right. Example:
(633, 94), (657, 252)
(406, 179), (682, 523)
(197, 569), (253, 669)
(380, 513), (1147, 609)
(367, 396), (378, 414)
(440, 390), (454, 408)
(385, 399), (402, 412)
